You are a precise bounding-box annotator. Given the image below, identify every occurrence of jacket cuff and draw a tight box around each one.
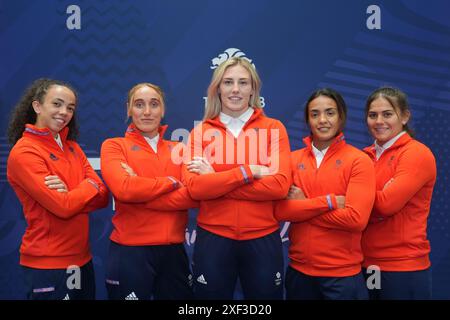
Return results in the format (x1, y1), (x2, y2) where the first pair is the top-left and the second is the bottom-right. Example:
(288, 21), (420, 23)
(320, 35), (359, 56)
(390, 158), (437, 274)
(239, 165), (254, 184)
(167, 176), (179, 189)
(326, 194), (338, 210)
(86, 178), (100, 191)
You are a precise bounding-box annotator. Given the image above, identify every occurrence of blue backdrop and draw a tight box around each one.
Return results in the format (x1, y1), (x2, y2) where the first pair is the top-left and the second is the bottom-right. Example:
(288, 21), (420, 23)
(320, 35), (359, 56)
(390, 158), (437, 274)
(1, 0), (449, 299)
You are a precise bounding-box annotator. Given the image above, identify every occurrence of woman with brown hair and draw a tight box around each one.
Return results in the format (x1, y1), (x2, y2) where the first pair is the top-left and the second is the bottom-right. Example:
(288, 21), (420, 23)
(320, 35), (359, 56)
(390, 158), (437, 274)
(362, 86), (437, 300)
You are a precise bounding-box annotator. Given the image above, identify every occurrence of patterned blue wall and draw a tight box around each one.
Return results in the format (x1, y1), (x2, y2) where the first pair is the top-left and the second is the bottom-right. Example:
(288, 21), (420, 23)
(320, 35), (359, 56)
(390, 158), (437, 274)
(0, 0), (449, 299)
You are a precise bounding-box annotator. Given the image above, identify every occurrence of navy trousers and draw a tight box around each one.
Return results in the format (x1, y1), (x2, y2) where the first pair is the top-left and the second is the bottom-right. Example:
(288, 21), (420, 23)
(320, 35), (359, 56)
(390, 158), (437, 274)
(22, 260), (95, 300)
(106, 241), (193, 300)
(192, 227), (284, 300)
(285, 266), (368, 300)
(363, 267), (432, 300)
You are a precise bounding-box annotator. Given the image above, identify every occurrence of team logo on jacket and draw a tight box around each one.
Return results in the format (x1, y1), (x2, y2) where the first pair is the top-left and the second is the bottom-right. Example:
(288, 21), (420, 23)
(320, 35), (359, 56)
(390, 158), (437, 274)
(68, 146), (77, 157)
(335, 159), (342, 168)
(130, 145), (141, 151)
(210, 48), (255, 69)
(388, 155), (395, 166)
(298, 163), (306, 170)
(49, 153), (59, 161)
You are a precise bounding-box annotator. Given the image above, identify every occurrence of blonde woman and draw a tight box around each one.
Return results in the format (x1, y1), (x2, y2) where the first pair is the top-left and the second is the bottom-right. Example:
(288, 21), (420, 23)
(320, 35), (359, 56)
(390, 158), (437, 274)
(184, 57), (291, 299)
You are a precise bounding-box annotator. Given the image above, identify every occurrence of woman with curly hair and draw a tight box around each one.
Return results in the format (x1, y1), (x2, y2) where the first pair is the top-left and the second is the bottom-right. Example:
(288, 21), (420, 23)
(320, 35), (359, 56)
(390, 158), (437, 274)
(7, 78), (109, 300)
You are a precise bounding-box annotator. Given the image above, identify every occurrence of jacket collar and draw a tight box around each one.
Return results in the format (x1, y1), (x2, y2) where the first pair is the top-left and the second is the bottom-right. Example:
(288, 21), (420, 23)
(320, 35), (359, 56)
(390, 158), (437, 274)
(364, 132), (412, 159)
(23, 124), (69, 144)
(219, 107), (254, 125)
(205, 107), (264, 130)
(303, 132), (346, 155)
(125, 123), (168, 143)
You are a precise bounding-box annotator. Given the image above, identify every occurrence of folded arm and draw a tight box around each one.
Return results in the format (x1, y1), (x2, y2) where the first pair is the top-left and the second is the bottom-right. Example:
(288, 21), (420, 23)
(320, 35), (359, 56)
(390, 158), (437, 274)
(101, 139), (178, 203)
(8, 148), (100, 219)
(182, 127), (254, 200)
(309, 156), (376, 232)
(145, 187), (198, 211)
(78, 146), (109, 212)
(275, 192), (338, 222)
(372, 148), (436, 218)
(223, 122), (292, 201)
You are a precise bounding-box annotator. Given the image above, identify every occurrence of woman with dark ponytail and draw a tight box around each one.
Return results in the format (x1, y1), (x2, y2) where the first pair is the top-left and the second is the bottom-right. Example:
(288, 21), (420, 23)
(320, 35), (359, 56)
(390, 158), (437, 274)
(7, 78), (109, 300)
(362, 86), (437, 300)
(274, 88), (375, 300)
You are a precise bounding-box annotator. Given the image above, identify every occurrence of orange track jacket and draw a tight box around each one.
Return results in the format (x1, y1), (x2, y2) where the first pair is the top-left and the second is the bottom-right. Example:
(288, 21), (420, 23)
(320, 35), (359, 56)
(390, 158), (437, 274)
(183, 108), (291, 240)
(275, 134), (376, 277)
(362, 134), (436, 271)
(7, 124), (109, 269)
(101, 124), (197, 246)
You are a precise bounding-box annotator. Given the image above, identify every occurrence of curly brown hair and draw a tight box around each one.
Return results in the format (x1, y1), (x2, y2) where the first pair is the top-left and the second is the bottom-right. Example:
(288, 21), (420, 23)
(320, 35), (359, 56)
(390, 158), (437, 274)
(7, 78), (79, 145)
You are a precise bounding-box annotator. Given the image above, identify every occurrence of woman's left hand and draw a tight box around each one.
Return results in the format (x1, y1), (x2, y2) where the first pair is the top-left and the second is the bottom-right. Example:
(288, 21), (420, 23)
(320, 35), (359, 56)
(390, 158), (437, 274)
(121, 162), (137, 176)
(383, 178), (394, 190)
(286, 185), (306, 200)
(187, 157), (215, 175)
(45, 175), (68, 193)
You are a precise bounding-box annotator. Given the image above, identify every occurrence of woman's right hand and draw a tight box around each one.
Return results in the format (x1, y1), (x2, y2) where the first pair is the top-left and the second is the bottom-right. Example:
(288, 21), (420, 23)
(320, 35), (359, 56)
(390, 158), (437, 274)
(336, 195), (345, 209)
(286, 185), (306, 200)
(248, 165), (271, 179)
